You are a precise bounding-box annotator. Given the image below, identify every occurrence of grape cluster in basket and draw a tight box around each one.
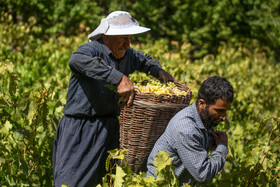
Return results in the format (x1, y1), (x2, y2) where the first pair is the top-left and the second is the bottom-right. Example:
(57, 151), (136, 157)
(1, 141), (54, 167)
(134, 80), (187, 96)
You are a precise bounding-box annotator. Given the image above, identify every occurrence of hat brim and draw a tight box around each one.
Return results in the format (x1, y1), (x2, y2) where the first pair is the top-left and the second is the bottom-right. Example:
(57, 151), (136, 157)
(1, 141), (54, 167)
(105, 25), (150, 36)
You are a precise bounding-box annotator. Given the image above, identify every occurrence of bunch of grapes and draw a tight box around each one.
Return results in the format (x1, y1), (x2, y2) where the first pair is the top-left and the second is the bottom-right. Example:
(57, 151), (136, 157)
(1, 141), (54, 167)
(134, 80), (187, 96)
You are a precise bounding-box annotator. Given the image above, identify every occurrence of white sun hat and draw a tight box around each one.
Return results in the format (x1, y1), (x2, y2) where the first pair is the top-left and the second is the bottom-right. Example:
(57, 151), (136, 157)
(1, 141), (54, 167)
(88, 11), (151, 41)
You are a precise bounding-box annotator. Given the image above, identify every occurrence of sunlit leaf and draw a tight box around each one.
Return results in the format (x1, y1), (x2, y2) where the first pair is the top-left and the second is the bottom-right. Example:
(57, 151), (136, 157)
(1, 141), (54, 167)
(114, 166), (126, 187)
(1, 120), (13, 134)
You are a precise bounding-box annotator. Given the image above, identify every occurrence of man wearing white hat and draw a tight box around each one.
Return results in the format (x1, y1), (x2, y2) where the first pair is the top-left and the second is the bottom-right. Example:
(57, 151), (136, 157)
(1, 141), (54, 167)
(53, 11), (174, 186)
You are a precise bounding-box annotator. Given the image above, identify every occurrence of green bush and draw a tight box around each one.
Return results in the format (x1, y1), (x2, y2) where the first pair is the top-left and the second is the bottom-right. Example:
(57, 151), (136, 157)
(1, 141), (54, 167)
(97, 149), (180, 187)
(0, 59), (57, 186)
(1, 0), (280, 59)
(0, 0), (103, 36)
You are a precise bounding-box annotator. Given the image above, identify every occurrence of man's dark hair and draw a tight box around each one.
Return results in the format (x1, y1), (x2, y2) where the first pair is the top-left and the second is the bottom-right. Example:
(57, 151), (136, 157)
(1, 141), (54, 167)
(197, 76), (234, 105)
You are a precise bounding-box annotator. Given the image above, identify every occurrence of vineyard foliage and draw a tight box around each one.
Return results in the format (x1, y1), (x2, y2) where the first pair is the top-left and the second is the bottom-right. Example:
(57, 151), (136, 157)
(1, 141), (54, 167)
(1, 0), (280, 59)
(1, 2), (280, 186)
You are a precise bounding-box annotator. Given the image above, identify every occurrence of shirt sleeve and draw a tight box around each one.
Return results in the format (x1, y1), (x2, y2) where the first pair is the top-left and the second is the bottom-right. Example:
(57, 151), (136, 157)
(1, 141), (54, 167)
(69, 43), (123, 85)
(132, 50), (163, 78)
(175, 127), (228, 183)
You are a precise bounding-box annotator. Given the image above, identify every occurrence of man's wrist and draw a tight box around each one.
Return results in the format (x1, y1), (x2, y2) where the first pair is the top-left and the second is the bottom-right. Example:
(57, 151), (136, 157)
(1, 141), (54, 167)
(150, 67), (163, 78)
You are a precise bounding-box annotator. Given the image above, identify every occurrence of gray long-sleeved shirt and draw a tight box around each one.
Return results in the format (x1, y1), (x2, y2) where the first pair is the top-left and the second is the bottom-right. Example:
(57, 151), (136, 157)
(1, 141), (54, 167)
(146, 102), (228, 186)
(63, 39), (162, 117)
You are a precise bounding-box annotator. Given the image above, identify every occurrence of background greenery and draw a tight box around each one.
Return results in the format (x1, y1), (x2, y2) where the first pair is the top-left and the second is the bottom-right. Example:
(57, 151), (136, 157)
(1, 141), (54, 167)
(0, 0), (279, 186)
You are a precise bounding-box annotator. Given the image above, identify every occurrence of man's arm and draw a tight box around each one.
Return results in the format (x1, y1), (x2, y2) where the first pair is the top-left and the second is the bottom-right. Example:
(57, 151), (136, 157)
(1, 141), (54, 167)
(132, 50), (174, 82)
(176, 129), (228, 183)
(69, 43), (123, 85)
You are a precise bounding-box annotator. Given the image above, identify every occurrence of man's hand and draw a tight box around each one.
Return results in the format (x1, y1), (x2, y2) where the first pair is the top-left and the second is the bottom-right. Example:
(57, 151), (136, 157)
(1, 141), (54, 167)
(211, 131), (228, 148)
(158, 70), (174, 83)
(117, 75), (134, 107)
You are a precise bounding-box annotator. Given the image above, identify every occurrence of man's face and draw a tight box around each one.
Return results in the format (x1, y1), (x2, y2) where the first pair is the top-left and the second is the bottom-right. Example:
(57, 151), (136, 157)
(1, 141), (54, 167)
(199, 99), (232, 128)
(102, 35), (132, 59)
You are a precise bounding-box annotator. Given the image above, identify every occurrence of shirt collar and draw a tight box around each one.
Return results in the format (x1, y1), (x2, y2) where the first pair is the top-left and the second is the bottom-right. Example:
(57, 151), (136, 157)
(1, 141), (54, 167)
(95, 38), (113, 57)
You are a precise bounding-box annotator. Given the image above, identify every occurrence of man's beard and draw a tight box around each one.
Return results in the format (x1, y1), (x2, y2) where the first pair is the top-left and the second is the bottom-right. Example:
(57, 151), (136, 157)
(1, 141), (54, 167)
(200, 107), (221, 129)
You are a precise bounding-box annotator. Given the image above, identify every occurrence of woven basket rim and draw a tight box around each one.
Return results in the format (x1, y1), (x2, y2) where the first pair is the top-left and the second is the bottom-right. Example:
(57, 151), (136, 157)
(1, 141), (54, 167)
(133, 100), (188, 109)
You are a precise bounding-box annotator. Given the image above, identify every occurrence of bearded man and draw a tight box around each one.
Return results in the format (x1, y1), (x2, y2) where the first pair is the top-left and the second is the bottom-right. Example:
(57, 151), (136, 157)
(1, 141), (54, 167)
(146, 76), (234, 186)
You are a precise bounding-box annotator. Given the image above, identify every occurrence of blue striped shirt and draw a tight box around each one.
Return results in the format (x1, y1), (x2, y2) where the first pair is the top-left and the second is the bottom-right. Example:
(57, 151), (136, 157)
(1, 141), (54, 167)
(63, 39), (163, 117)
(146, 102), (228, 185)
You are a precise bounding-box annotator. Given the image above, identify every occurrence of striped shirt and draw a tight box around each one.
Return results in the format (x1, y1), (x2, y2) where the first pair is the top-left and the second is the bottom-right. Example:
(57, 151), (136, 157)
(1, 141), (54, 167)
(63, 39), (163, 117)
(146, 102), (228, 185)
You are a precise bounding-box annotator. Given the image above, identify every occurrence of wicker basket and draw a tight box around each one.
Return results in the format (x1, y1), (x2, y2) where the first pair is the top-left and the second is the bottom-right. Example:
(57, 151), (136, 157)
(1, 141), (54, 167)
(119, 81), (192, 173)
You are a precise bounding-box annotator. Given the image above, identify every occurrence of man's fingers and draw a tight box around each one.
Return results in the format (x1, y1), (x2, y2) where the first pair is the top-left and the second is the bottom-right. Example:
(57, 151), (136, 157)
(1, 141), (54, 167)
(120, 95), (128, 103)
(127, 91), (135, 107)
(120, 92), (130, 102)
(119, 90), (135, 107)
(158, 70), (174, 83)
(211, 131), (218, 137)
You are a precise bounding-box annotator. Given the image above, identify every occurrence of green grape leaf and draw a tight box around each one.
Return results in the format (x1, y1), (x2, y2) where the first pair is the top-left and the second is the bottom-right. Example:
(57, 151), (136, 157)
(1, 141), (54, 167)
(114, 166), (126, 187)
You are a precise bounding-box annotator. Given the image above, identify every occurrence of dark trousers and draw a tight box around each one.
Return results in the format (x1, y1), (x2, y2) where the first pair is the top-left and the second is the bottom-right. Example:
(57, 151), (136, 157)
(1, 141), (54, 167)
(52, 115), (119, 187)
